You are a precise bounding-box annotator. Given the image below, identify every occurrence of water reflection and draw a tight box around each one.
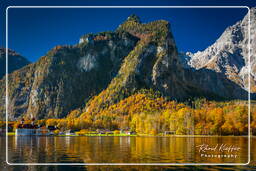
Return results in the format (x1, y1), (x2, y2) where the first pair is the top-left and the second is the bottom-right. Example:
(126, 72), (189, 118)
(6, 136), (249, 164)
(0, 136), (255, 171)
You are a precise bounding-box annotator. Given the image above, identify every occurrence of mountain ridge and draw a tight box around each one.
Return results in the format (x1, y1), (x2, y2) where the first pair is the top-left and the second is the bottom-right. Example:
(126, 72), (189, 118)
(0, 14), (251, 120)
(80, 15), (249, 118)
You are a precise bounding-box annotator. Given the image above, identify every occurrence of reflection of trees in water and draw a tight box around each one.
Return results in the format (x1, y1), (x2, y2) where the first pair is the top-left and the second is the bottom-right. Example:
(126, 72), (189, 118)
(4, 136), (251, 166)
(1, 136), (256, 170)
(129, 137), (196, 162)
(64, 137), (133, 163)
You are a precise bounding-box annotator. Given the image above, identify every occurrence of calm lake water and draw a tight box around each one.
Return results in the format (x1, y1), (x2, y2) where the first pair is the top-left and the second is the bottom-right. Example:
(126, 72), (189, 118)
(0, 136), (255, 171)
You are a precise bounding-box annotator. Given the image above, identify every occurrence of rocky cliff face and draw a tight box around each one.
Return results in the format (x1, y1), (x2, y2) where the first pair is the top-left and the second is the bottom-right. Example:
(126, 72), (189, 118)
(82, 15), (249, 117)
(0, 31), (138, 120)
(183, 8), (256, 93)
(0, 15), (250, 120)
(0, 48), (30, 79)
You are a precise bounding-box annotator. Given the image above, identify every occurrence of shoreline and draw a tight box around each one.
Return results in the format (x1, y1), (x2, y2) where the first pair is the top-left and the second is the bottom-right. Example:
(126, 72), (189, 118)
(5, 132), (252, 137)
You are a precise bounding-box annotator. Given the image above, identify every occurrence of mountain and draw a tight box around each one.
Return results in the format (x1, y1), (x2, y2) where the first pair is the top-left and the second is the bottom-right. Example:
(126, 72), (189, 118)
(0, 48), (30, 79)
(81, 15), (248, 117)
(183, 8), (256, 93)
(0, 31), (138, 120)
(0, 15), (249, 120)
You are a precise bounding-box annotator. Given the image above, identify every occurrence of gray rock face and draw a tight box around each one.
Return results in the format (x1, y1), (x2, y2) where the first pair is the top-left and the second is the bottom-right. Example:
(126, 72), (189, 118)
(77, 54), (98, 72)
(183, 8), (256, 93)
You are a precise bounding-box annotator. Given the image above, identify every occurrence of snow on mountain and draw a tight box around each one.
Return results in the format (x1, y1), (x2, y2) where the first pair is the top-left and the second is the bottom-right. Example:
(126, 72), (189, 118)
(178, 52), (192, 69)
(183, 7), (256, 92)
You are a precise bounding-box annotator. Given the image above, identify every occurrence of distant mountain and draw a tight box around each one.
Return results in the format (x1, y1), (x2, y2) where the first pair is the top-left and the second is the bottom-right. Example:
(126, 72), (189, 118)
(182, 7), (256, 93)
(0, 15), (250, 120)
(0, 48), (30, 79)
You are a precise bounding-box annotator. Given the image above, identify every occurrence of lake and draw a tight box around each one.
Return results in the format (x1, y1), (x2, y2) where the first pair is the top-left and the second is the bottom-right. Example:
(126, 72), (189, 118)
(0, 136), (255, 170)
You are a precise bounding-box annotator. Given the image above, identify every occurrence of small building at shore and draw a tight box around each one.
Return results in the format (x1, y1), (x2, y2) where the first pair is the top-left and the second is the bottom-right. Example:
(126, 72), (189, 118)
(64, 130), (76, 135)
(15, 118), (50, 136)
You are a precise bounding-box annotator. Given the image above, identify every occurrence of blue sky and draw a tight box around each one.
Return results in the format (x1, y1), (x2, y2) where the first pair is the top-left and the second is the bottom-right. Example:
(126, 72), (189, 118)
(1, 0), (256, 62)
